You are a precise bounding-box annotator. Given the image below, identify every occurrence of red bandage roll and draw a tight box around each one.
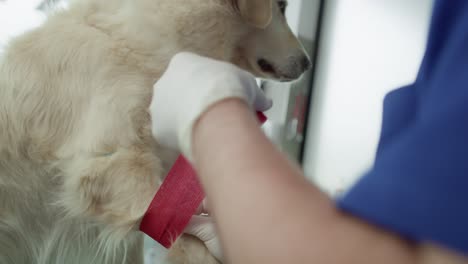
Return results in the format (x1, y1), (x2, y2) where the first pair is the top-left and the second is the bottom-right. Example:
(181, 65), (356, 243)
(140, 111), (267, 248)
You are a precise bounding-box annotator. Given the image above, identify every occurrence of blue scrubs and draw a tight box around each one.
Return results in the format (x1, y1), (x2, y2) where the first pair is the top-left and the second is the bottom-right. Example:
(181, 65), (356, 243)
(339, 0), (468, 255)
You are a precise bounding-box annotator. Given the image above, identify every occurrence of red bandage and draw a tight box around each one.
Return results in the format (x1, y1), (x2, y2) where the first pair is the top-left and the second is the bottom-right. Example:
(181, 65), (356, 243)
(140, 112), (267, 248)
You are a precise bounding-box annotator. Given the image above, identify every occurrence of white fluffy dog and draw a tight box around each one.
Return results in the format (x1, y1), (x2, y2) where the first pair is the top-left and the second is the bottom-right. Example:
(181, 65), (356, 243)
(0, 0), (310, 263)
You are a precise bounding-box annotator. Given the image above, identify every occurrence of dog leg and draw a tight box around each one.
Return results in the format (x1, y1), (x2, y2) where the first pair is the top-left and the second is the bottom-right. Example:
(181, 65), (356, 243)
(57, 144), (163, 264)
(60, 145), (163, 231)
(37, 218), (145, 264)
(167, 235), (221, 264)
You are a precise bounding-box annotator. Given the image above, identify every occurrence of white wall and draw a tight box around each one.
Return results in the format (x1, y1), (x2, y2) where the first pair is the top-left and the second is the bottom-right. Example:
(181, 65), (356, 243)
(303, 0), (434, 196)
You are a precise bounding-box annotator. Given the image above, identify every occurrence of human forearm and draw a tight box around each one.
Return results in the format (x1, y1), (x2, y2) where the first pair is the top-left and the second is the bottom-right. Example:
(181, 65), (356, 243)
(192, 99), (419, 264)
(150, 52), (465, 264)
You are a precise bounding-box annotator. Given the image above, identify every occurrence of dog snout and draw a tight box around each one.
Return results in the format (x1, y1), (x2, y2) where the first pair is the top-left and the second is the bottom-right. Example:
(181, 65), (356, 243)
(256, 53), (311, 81)
(279, 54), (311, 81)
(300, 55), (311, 72)
(291, 54), (311, 73)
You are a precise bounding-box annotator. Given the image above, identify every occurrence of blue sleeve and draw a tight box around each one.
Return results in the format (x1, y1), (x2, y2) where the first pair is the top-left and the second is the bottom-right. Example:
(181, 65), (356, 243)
(338, 98), (468, 254)
(339, 0), (468, 255)
(338, 0), (468, 255)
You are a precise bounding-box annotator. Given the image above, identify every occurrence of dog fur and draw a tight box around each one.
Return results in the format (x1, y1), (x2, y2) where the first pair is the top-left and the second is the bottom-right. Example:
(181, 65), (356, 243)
(0, 0), (309, 263)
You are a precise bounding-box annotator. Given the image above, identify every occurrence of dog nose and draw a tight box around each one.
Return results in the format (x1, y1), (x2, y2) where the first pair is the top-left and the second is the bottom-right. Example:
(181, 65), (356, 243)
(301, 56), (311, 71)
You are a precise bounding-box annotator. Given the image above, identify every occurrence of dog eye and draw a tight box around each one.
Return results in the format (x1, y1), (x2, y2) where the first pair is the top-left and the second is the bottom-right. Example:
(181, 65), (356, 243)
(278, 1), (287, 15)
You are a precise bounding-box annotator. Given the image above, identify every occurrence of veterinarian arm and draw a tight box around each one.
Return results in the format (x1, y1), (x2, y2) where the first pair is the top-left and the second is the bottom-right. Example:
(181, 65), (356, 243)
(151, 53), (467, 264)
(191, 99), (468, 264)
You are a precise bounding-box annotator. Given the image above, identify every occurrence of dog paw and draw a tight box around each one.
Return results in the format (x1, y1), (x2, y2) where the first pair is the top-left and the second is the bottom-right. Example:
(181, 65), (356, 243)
(166, 235), (221, 264)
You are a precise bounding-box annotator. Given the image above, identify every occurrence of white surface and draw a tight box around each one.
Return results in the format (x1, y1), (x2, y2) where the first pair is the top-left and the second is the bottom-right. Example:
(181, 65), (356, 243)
(303, 0), (434, 196)
(0, 0), (45, 51)
(285, 0), (302, 35)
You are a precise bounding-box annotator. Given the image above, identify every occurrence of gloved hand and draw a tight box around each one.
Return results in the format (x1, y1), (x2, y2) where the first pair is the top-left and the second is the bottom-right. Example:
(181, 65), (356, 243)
(184, 215), (223, 262)
(150, 52), (272, 160)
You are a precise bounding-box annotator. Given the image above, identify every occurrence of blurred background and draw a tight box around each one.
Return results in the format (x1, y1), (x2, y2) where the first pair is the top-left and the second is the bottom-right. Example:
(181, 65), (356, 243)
(0, 0), (434, 262)
(261, 0), (433, 197)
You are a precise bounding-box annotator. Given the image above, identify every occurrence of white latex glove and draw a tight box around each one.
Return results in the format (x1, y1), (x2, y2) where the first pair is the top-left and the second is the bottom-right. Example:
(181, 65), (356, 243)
(150, 52), (272, 160)
(184, 215), (223, 262)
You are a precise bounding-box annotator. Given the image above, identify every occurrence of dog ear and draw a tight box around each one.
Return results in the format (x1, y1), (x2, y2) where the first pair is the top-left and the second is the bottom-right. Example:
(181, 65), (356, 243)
(233, 0), (273, 29)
